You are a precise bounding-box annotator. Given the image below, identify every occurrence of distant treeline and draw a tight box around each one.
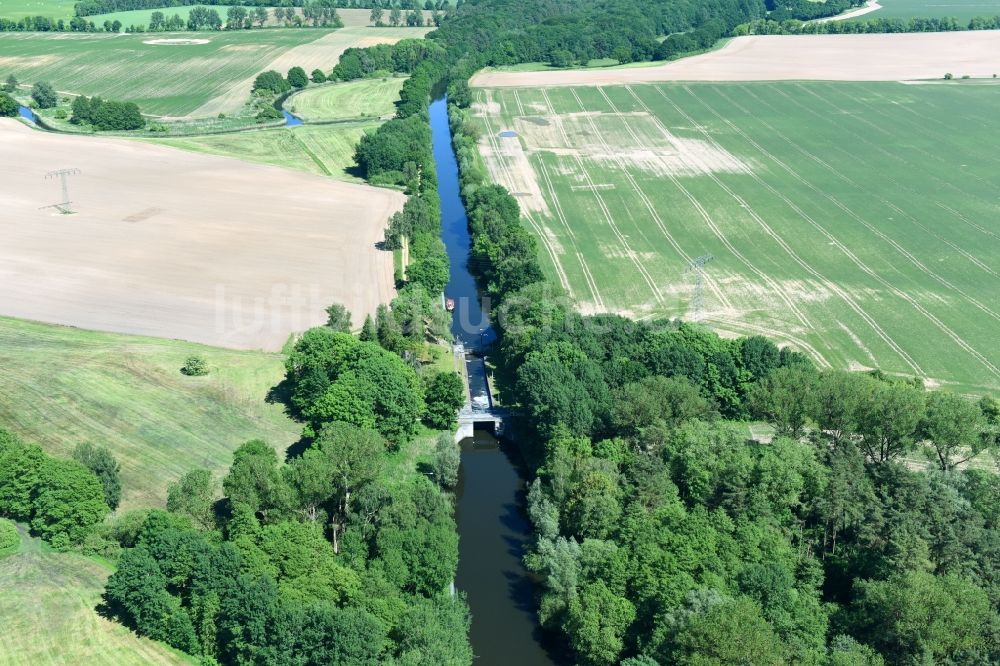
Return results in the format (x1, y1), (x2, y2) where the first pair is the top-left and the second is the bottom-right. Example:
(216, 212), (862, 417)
(738, 13), (1000, 34)
(767, 0), (864, 22)
(428, 0), (768, 67)
(74, 0), (450, 17)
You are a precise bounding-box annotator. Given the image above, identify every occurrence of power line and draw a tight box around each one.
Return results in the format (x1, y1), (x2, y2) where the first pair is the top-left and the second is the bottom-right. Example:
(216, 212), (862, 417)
(42, 168), (81, 214)
(685, 254), (713, 321)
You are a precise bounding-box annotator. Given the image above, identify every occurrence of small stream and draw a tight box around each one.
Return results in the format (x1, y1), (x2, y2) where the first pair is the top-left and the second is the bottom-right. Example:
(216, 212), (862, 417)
(430, 95), (558, 665)
(18, 105), (37, 123)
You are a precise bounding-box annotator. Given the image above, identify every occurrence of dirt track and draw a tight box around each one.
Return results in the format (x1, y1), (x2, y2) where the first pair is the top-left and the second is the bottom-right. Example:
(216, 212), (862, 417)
(470, 31), (1000, 87)
(0, 120), (402, 350)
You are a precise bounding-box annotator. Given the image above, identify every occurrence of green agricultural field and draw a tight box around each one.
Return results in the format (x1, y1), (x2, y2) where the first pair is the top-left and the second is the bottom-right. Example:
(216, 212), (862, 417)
(474, 81), (1000, 393)
(0, 317), (299, 510)
(286, 76), (405, 121)
(863, 0), (1000, 21)
(0, 526), (193, 665)
(0, 0), (76, 21)
(148, 122), (378, 180)
(81, 5), (236, 28)
(0, 27), (418, 116)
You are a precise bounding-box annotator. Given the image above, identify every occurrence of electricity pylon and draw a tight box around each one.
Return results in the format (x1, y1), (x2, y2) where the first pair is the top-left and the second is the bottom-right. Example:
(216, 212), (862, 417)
(686, 254), (713, 321)
(43, 168), (81, 214)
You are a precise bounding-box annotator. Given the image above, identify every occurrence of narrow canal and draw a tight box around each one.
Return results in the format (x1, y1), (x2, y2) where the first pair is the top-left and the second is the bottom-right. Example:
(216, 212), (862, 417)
(430, 95), (558, 665)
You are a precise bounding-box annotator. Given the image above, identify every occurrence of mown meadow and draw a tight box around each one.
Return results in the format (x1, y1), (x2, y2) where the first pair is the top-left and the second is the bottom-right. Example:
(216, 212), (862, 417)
(286, 75), (405, 121)
(474, 81), (1000, 392)
(0, 524), (194, 665)
(0, 317), (300, 510)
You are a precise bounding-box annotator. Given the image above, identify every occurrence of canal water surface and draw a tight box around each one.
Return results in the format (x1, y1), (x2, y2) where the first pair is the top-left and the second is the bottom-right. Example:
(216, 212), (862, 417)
(429, 95), (558, 665)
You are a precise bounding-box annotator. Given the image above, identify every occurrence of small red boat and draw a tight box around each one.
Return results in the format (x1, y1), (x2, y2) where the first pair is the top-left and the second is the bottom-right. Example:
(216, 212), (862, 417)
(445, 298), (456, 312)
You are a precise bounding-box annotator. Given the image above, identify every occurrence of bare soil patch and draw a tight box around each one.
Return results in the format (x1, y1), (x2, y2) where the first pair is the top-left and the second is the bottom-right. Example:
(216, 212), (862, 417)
(470, 30), (1000, 87)
(0, 54), (59, 67)
(0, 120), (402, 350)
(143, 38), (211, 46)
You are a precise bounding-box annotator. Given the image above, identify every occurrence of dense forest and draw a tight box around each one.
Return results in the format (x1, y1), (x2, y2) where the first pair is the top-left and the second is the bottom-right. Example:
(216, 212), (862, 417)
(73, 0), (449, 17)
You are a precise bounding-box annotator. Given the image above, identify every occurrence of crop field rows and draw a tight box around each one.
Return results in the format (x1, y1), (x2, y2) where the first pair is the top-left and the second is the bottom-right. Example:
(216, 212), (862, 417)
(474, 81), (1000, 391)
(0, 27), (421, 116)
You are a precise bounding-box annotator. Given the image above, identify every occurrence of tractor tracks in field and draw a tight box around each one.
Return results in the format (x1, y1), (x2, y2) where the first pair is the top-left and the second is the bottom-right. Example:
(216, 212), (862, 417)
(539, 88), (666, 307)
(527, 88), (607, 311)
(476, 90), (574, 297)
(564, 87), (737, 315)
(737, 85), (1000, 280)
(683, 83), (999, 380)
(786, 84), (1000, 245)
(623, 86), (826, 348)
(693, 85), (1000, 329)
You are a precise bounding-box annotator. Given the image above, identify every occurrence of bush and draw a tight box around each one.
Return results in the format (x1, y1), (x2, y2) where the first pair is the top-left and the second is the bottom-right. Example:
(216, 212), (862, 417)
(0, 91), (16, 117)
(287, 66), (308, 89)
(423, 371), (465, 430)
(255, 106), (284, 122)
(70, 95), (144, 130)
(180, 356), (208, 376)
(310, 68), (327, 83)
(252, 69), (290, 95)
(432, 433), (460, 489)
(944, 72), (953, 79)
(31, 81), (57, 109)
(92, 100), (144, 130)
(0, 518), (18, 555)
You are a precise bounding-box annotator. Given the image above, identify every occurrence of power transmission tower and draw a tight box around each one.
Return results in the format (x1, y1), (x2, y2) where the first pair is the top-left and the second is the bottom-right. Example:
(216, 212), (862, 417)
(42, 168), (81, 214)
(685, 254), (713, 321)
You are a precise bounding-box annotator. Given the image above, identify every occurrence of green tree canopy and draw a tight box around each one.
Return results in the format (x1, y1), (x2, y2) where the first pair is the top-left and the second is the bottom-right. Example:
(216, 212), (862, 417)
(31, 80), (57, 109)
(73, 442), (122, 511)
